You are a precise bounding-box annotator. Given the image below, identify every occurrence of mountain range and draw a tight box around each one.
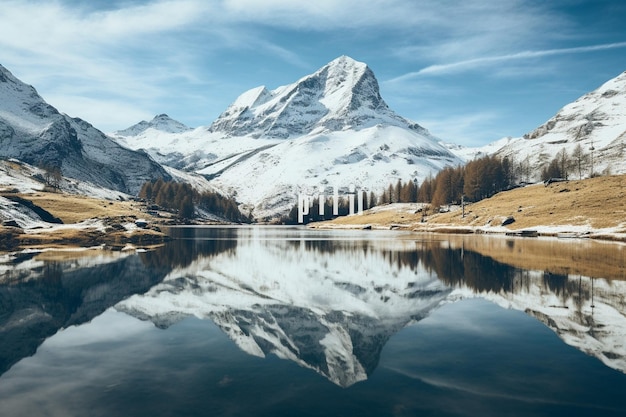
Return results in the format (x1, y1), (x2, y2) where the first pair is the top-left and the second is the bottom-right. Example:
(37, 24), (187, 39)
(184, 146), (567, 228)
(113, 57), (626, 218)
(1, 57), (625, 219)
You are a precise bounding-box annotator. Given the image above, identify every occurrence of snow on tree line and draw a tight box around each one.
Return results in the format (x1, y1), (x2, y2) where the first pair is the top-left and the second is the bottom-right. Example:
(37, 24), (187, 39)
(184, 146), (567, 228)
(540, 143), (599, 182)
(138, 179), (250, 223)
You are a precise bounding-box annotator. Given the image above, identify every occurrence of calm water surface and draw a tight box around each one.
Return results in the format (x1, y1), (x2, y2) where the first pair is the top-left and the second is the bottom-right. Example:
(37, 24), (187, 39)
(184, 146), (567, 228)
(1, 227), (625, 417)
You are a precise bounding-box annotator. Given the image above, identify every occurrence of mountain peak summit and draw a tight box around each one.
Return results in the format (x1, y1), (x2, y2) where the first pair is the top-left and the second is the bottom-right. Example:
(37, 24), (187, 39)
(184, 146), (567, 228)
(208, 56), (425, 138)
(115, 113), (191, 136)
(325, 54), (366, 71)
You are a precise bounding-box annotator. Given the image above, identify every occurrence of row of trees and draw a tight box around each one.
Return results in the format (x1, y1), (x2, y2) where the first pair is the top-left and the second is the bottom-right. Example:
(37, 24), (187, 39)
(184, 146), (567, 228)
(377, 179), (419, 205)
(433, 155), (516, 205)
(373, 155), (516, 209)
(372, 143), (604, 210)
(138, 179), (249, 223)
(422, 156), (515, 206)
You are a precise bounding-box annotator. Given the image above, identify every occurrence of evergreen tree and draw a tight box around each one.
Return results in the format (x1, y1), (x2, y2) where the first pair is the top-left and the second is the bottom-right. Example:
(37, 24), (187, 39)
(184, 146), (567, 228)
(179, 195), (194, 219)
(139, 182), (153, 200)
(541, 158), (562, 181)
(50, 166), (62, 190)
(517, 156), (532, 183)
(417, 175), (434, 203)
(385, 184), (393, 204)
(431, 168), (451, 207)
(408, 179), (418, 202)
(394, 179), (402, 203)
(399, 179), (418, 203)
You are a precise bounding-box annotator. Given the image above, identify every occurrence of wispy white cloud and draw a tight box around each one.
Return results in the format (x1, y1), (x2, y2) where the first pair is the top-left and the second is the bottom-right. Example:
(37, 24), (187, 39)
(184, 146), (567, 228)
(0, 0), (623, 140)
(388, 42), (626, 83)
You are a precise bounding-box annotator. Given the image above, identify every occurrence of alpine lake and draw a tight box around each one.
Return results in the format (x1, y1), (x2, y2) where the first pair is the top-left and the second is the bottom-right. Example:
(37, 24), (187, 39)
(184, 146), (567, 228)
(1, 226), (625, 417)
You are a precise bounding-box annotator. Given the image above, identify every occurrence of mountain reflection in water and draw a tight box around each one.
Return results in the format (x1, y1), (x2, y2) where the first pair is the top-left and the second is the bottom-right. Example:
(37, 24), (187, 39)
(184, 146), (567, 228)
(0, 231), (236, 375)
(1, 227), (625, 389)
(119, 228), (626, 386)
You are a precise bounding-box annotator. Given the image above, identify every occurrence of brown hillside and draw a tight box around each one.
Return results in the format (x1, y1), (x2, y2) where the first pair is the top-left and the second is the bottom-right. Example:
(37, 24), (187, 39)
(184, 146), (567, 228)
(317, 174), (626, 237)
(434, 174), (625, 231)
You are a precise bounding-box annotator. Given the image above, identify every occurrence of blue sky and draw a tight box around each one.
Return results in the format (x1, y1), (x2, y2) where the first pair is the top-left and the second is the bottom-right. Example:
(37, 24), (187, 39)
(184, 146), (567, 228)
(1, 0), (625, 146)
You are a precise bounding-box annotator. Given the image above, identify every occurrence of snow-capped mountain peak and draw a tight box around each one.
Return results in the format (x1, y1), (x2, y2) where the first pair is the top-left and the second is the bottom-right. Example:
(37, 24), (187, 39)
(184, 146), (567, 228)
(0, 64), (60, 134)
(112, 56), (462, 218)
(208, 55), (427, 139)
(524, 70), (626, 142)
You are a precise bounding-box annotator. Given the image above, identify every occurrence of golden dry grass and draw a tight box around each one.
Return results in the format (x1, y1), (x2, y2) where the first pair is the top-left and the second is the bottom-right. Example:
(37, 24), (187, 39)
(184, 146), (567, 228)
(32, 249), (121, 262)
(0, 191), (166, 251)
(16, 192), (151, 224)
(435, 174), (626, 231)
(320, 174), (626, 235)
(312, 204), (426, 228)
(13, 227), (167, 250)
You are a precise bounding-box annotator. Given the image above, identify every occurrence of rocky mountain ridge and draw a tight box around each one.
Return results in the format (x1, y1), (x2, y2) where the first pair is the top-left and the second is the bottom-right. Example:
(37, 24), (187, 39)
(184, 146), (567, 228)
(454, 70), (626, 177)
(114, 113), (192, 137)
(0, 64), (170, 195)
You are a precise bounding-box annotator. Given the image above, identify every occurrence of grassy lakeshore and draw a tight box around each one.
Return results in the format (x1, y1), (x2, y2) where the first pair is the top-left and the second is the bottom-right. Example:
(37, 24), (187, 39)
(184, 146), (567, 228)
(0, 191), (169, 251)
(1, 174), (625, 252)
(312, 174), (626, 242)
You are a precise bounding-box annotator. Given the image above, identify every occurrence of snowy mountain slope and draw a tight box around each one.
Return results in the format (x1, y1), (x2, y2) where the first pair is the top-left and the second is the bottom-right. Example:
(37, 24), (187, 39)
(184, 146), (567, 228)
(112, 115), (206, 170)
(205, 125), (458, 218)
(114, 56), (462, 218)
(0, 64), (170, 195)
(492, 70), (626, 177)
(112, 122), (285, 172)
(0, 159), (46, 194)
(442, 136), (518, 162)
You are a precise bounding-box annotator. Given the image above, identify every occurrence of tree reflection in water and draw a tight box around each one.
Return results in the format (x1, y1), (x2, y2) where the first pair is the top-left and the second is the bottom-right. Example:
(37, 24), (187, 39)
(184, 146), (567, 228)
(141, 227), (238, 269)
(1, 228), (625, 385)
(120, 229), (626, 384)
